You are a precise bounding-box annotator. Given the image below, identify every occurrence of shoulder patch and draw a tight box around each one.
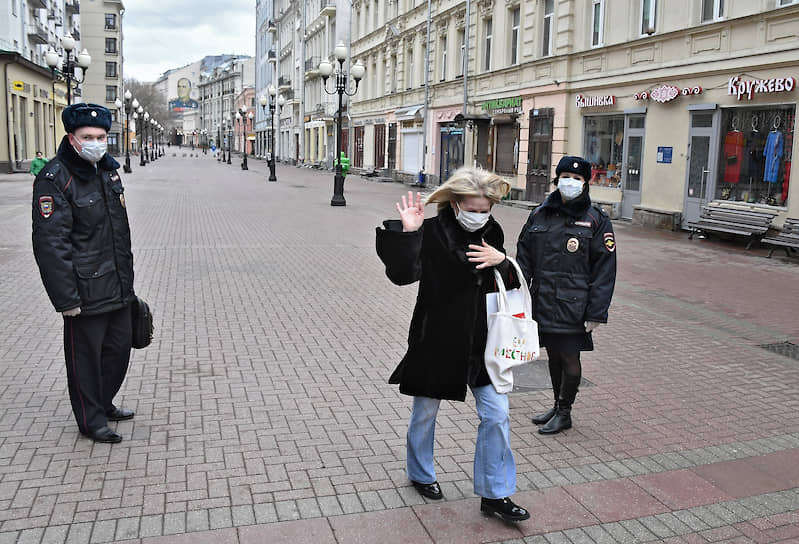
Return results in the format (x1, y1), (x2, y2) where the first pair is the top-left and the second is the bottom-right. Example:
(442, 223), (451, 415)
(603, 232), (616, 253)
(39, 196), (54, 218)
(593, 204), (609, 217)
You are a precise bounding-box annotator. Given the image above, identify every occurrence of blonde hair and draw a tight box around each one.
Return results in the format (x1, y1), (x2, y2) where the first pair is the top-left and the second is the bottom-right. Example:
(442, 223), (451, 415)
(425, 167), (511, 210)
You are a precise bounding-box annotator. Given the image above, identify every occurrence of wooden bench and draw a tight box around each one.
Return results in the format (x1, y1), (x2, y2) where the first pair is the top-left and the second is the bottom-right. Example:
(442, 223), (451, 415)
(762, 218), (799, 258)
(687, 206), (775, 250)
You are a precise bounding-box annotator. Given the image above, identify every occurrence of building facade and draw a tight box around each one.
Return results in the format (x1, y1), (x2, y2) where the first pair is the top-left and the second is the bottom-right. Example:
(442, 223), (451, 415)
(80, 0), (124, 155)
(255, 0), (277, 160)
(197, 56), (254, 154)
(347, 0), (799, 229)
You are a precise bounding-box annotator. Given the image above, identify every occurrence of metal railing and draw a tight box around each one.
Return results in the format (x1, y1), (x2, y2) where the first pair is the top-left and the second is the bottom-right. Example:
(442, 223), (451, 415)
(304, 57), (320, 73)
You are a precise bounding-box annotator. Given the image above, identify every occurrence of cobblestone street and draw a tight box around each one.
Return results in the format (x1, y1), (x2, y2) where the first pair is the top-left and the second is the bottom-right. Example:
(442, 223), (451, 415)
(1, 154), (799, 543)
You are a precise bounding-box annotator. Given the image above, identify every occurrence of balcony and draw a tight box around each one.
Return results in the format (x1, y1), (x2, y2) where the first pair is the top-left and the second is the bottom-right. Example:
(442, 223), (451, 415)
(267, 50), (277, 64)
(30, 0), (46, 8)
(65, 0), (79, 14)
(27, 21), (49, 45)
(71, 28), (80, 41)
(304, 56), (320, 77)
(319, 0), (335, 17)
(278, 76), (291, 90)
(281, 89), (295, 101)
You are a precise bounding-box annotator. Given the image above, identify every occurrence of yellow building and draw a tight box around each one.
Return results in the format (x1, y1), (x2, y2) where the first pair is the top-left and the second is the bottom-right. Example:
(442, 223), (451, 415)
(1, 52), (68, 172)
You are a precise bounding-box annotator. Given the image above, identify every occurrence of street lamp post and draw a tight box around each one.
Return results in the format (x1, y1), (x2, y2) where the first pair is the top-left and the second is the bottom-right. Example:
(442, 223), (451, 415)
(138, 106), (146, 166)
(149, 119), (156, 161)
(44, 34), (91, 105)
(248, 112), (255, 156)
(227, 115), (233, 164)
(217, 124), (222, 161)
(320, 42), (365, 206)
(259, 86), (284, 182)
(120, 92), (136, 173)
(237, 109), (248, 170)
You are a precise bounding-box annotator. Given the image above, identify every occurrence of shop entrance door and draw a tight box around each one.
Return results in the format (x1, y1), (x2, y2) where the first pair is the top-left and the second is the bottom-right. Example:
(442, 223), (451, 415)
(525, 108), (554, 203)
(621, 115), (645, 219)
(683, 110), (720, 227)
(439, 127), (464, 183)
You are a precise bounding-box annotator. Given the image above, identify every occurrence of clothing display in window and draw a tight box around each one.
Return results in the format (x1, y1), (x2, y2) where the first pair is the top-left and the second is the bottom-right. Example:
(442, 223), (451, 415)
(744, 130), (765, 180)
(723, 130), (744, 183)
(763, 130), (784, 183)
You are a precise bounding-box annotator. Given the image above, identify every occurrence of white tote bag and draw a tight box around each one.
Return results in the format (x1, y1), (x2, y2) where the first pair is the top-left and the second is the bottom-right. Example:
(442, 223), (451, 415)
(484, 257), (540, 394)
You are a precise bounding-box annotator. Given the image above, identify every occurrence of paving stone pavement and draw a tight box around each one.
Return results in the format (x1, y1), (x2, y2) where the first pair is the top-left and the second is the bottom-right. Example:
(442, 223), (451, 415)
(1, 153), (798, 544)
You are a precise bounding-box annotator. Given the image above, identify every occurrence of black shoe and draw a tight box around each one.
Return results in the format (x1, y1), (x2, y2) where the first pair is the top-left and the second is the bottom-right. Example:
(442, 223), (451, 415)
(480, 497), (530, 522)
(539, 409), (572, 435)
(82, 426), (123, 443)
(106, 407), (135, 421)
(531, 404), (557, 425)
(411, 480), (443, 500)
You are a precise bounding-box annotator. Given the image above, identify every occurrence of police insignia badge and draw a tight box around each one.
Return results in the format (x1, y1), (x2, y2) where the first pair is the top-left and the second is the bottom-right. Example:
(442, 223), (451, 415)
(120, 194), (126, 208)
(566, 237), (579, 252)
(39, 196), (54, 218)
(604, 232), (616, 252)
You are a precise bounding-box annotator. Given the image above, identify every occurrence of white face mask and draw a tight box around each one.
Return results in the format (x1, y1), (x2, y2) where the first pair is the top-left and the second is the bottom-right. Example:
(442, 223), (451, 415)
(455, 203), (490, 232)
(558, 177), (585, 201)
(72, 137), (107, 164)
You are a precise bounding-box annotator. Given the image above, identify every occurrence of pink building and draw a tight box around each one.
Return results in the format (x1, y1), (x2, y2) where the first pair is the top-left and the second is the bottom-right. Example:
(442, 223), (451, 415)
(234, 87), (256, 154)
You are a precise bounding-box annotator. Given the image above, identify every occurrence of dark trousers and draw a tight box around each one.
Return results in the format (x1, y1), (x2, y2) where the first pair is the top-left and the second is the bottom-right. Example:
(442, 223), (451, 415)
(545, 349), (582, 407)
(63, 305), (132, 433)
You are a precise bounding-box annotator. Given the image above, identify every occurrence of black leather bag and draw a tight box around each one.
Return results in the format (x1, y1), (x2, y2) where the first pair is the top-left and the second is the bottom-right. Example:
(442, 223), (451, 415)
(131, 296), (154, 349)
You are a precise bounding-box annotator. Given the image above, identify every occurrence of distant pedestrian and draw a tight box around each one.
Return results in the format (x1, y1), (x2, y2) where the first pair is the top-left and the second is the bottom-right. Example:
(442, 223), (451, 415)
(376, 167), (531, 522)
(30, 151), (48, 176)
(31, 103), (137, 444)
(516, 156), (617, 435)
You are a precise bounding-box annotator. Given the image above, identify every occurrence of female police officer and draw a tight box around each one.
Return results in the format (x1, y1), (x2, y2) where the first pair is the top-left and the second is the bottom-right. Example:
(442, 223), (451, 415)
(516, 156), (617, 435)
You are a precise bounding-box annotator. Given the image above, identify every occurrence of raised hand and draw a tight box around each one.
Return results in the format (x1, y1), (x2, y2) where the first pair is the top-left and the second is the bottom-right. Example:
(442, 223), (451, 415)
(396, 191), (425, 232)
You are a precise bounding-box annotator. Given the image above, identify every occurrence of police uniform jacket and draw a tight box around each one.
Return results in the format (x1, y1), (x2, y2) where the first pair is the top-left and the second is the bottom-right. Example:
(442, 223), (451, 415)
(376, 206), (518, 401)
(515, 188), (616, 335)
(32, 136), (134, 315)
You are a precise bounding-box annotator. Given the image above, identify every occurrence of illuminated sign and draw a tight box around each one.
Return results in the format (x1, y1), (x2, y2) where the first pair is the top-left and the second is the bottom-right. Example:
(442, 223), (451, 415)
(728, 76), (796, 101)
(575, 94), (616, 108)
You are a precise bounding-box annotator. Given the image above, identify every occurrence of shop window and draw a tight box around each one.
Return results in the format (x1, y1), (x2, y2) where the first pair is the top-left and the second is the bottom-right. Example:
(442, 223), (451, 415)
(591, 0), (604, 47)
(641, 0), (657, 35)
(715, 105), (795, 206)
(494, 123), (518, 175)
(701, 0), (723, 22)
(583, 115), (625, 186)
(542, 0), (554, 57)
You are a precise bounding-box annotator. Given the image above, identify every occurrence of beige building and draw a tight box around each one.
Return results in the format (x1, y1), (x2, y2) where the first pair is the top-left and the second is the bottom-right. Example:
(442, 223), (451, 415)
(78, 0), (124, 154)
(350, 0), (799, 230)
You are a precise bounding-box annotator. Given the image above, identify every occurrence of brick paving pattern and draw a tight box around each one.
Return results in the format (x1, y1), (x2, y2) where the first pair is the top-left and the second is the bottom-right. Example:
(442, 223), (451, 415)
(0, 154), (798, 543)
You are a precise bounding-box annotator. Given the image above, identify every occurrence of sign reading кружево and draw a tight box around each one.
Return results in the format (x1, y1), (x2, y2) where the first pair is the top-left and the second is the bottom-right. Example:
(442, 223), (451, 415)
(481, 96), (523, 114)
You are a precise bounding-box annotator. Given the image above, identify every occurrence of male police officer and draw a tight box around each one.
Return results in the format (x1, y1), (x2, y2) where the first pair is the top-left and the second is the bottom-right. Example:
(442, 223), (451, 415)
(32, 103), (136, 443)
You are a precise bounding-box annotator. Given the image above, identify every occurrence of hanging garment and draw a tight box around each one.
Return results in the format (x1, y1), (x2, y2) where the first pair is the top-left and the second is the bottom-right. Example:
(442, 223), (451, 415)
(783, 160), (791, 203)
(763, 131), (784, 183)
(723, 130), (744, 183)
(744, 130), (765, 180)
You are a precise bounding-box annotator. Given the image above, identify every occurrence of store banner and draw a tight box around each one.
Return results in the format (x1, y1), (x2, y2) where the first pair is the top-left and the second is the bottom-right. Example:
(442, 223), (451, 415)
(728, 76), (796, 101)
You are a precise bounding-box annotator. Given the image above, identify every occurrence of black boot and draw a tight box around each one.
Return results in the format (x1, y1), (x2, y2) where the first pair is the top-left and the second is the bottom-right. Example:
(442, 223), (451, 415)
(539, 375), (580, 435)
(531, 402), (557, 425)
(533, 358), (561, 425)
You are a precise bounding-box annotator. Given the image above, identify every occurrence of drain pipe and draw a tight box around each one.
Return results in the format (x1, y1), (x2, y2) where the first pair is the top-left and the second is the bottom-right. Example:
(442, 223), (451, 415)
(422, 0), (432, 182)
(4, 59), (15, 173)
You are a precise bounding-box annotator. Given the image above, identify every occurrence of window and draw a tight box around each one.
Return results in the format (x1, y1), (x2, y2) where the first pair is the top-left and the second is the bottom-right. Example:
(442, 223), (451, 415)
(714, 105), (796, 205)
(106, 85), (118, 102)
(440, 36), (447, 80)
(12, 0), (17, 16)
(484, 18), (492, 71)
(458, 29), (465, 76)
(105, 61), (117, 78)
(105, 13), (117, 30)
(778, 0), (797, 6)
(495, 123), (518, 175)
(701, 0), (724, 21)
(105, 38), (117, 54)
(374, 0), (379, 27)
(542, 0), (554, 56)
(510, 7), (520, 65)
(641, 0), (657, 35)
(107, 133), (119, 155)
(406, 47), (413, 89)
(592, 0), (604, 47)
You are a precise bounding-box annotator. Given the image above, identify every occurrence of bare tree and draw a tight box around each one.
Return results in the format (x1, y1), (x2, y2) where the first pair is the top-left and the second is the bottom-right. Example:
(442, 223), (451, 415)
(123, 78), (177, 130)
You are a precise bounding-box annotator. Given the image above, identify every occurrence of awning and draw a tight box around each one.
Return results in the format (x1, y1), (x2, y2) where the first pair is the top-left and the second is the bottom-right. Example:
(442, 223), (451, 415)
(394, 104), (425, 120)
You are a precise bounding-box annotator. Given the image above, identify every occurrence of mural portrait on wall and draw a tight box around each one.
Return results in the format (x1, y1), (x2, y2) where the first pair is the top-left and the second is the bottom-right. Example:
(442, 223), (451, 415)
(169, 77), (199, 112)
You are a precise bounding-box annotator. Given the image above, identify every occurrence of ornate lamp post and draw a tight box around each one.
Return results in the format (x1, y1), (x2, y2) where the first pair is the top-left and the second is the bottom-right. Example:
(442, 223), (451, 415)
(319, 42), (365, 206)
(248, 112), (255, 156)
(149, 118), (156, 161)
(236, 109), (248, 170)
(119, 91), (136, 172)
(226, 114), (233, 164)
(201, 128), (208, 154)
(217, 124), (222, 161)
(259, 86), (284, 182)
(143, 111), (150, 164)
(137, 106), (146, 166)
(44, 34), (91, 105)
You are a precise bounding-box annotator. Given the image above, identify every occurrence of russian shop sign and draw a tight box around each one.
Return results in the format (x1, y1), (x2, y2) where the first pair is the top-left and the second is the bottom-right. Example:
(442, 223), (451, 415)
(575, 94), (616, 108)
(728, 76), (796, 101)
(481, 96), (522, 114)
(634, 84), (703, 103)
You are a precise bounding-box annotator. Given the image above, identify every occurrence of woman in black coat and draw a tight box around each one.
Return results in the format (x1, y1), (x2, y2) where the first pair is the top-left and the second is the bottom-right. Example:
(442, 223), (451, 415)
(516, 156), (617, 435)
(376, 167), (530, 522)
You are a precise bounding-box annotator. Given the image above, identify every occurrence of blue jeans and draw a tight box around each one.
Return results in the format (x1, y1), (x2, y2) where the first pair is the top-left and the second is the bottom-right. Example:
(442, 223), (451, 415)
(406, 384), (517, 499)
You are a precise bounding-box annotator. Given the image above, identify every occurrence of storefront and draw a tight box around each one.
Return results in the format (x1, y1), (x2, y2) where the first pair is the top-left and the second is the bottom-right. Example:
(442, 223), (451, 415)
(434, 106), (465, 183)
(394, 104), (424, 175)
(477, 96), (523, 184)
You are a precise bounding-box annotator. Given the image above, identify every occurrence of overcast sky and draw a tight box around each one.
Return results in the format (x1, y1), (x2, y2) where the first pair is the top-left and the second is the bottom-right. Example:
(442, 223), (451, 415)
(123, 1), (256, 82)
